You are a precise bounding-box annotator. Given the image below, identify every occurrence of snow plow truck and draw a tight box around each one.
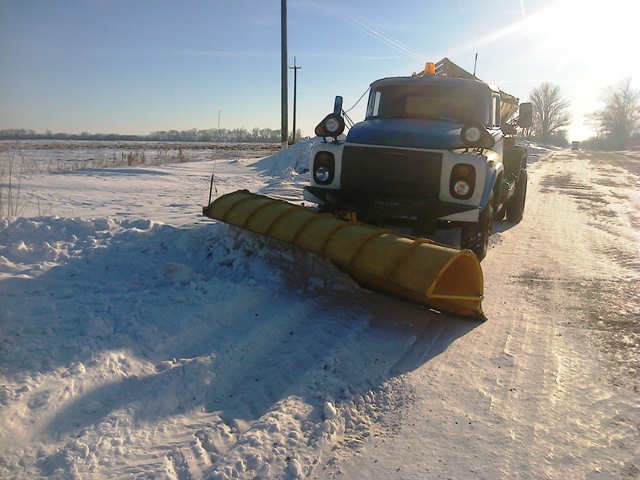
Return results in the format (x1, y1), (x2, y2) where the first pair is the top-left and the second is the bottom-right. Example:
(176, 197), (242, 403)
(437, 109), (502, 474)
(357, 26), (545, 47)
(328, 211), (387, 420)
(203, 58), (532, 319)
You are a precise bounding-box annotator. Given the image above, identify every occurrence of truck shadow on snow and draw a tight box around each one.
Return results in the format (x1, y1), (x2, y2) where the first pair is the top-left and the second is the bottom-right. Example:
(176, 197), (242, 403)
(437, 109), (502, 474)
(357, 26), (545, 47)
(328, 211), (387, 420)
(491, 219), (521, 234)
(1, 218), (480, 450)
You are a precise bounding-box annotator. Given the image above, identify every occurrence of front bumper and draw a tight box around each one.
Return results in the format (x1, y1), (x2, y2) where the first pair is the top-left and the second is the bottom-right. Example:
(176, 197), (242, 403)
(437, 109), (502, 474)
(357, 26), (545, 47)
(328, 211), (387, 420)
(304, 186), (480, 228)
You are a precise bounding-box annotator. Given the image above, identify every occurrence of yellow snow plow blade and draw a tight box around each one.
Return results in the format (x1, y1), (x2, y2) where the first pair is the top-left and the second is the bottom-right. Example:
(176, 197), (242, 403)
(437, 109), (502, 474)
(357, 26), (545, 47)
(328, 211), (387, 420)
(203, 190), (483, 318)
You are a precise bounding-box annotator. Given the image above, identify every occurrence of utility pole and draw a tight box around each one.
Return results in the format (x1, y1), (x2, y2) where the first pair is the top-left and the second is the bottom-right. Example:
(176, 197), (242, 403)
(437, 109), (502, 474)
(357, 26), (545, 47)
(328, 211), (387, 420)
(289, 57), (301, 144)
(280, 0), (288, 149)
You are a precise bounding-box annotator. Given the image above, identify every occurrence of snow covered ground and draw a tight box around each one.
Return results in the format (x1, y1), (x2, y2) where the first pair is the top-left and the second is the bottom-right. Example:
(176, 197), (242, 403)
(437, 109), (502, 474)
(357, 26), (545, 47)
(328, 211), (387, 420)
(0, 140), (638, 479)
(0, 140), (279, 175)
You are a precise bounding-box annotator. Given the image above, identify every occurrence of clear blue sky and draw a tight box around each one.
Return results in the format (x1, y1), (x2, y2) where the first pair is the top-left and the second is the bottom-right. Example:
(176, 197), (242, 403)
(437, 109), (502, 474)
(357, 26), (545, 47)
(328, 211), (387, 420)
(1, 0), (636, 141)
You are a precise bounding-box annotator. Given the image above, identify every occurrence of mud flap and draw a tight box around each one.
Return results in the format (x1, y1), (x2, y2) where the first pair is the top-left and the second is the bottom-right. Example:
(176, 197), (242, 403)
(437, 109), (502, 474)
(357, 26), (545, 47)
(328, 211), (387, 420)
(203, 190), (484, 318)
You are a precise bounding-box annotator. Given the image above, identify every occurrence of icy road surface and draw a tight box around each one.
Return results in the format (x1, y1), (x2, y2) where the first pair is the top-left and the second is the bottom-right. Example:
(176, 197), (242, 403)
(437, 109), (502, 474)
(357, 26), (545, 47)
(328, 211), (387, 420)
(0, 141), (638, 479)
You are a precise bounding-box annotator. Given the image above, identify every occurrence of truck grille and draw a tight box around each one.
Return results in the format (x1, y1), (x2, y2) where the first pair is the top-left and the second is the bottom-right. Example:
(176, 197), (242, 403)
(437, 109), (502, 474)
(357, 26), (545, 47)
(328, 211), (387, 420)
(341, 146), (442, 199)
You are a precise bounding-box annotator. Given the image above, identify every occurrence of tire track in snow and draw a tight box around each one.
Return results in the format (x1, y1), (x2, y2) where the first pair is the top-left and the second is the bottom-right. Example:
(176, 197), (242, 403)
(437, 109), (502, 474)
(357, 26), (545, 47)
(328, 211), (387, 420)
(480, 152), (640, 477)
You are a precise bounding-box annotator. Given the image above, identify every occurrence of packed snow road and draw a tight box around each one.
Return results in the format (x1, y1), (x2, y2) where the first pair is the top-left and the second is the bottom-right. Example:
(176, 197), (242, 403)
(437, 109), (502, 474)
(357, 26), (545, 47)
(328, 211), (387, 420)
(0, 142), (638, 479)
(338, 148), (640, 479)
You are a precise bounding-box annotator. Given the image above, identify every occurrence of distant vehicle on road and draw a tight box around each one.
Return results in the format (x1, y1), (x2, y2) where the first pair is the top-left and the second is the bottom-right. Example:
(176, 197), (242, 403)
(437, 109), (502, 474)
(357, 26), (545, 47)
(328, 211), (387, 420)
(571, 141), (580, 150)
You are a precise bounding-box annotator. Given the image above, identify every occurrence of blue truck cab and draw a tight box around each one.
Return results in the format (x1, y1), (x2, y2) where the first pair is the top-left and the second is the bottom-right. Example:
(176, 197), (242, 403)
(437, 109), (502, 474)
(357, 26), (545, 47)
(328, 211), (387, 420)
(304, 58), (532, 260)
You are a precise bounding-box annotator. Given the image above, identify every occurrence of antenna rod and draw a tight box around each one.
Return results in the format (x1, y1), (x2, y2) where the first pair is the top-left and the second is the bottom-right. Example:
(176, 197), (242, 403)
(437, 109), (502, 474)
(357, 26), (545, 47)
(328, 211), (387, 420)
(473, 53), (478, 78)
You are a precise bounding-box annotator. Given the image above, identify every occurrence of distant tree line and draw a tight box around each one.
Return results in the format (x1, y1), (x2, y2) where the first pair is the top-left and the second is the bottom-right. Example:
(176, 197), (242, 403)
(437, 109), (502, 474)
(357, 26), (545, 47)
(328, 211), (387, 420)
(0, 127), (302, 143)
(149, 127), (300, 142)
(527, 78), (640, 150)
(0, 129), (147, 141)
(586, 78), (640, 150)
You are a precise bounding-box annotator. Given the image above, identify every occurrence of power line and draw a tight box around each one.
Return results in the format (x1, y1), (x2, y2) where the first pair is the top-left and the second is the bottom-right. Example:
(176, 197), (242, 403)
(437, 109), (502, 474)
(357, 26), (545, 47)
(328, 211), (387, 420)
(342, 14), (426, 62)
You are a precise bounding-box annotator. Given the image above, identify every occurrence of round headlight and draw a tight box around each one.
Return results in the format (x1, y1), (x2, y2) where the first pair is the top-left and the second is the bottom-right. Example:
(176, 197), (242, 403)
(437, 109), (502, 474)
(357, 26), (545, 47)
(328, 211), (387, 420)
(315, 113), (345, 139)
(315, 166), (331, 182)
(324, 117), (341, 133)
(461, 122), (495, 150)
(453, 180), (471, 197)
(463, 126), (482, 144)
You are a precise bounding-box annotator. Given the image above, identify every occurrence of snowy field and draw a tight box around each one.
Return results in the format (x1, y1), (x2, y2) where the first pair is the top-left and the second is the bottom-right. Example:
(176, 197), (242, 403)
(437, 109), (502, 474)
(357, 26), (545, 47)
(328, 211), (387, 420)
(0, 140), (279, 175)
(0, 140), (638, 479)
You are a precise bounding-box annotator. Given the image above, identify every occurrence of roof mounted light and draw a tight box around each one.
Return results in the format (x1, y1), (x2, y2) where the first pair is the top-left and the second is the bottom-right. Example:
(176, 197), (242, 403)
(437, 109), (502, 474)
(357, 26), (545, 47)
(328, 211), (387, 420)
(315, 113), (345, 140)
(315, 96), (345, 141)
(424, 62), (436, 75)
(461, 122), (495, 150)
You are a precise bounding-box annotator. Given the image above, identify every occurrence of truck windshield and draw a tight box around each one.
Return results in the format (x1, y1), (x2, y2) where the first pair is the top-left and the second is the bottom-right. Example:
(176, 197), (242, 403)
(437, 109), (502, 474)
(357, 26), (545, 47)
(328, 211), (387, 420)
(367, 84), (491, 125)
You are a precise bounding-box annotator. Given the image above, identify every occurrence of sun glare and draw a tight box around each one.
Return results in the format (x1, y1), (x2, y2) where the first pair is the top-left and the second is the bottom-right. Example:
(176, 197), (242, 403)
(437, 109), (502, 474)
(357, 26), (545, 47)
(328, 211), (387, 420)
(447, 0), (637, 141)
(452, 0), (635, 82)
(530, 0), (635, 80)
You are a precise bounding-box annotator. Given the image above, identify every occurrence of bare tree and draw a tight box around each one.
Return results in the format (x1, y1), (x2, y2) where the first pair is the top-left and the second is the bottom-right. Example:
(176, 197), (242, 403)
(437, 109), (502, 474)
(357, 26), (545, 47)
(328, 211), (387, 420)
(588, 78), (640, 150)
(530, 82), (571, 143)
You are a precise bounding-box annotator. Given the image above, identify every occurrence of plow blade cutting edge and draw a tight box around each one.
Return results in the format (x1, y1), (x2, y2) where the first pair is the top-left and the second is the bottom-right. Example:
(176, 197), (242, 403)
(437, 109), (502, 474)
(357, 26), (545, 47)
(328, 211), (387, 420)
(203, 190), (484, 318)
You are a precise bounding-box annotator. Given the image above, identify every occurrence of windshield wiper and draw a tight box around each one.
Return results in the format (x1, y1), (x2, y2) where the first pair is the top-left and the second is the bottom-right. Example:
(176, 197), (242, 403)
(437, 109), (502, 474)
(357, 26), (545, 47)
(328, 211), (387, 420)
(422, 114), (462, 123)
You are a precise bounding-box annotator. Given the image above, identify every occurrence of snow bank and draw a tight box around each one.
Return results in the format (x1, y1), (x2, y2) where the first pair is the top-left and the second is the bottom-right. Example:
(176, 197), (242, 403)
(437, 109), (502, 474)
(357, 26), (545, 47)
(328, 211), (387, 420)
(518, 139), (559, 165)
(251, 138), (319, 203)
(0, 212), (428, 479)
(253, 138), (317, 178)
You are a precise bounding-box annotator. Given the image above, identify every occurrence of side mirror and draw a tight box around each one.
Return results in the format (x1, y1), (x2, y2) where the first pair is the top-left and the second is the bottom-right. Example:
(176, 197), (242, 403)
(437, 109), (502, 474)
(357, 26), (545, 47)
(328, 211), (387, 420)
(518, 102), (533, 128)
(333, 96), (343, 115)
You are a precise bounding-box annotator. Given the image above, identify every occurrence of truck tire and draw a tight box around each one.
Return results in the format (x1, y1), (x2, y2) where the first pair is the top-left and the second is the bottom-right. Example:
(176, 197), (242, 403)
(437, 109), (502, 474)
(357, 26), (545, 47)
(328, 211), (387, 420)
(506, 169), (527, 223)
(461, 193), (493, 261)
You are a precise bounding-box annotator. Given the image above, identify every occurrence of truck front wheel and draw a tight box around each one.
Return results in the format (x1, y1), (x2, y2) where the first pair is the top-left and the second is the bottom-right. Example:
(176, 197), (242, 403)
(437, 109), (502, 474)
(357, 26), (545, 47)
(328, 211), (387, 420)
(461, 193), (493, 261)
